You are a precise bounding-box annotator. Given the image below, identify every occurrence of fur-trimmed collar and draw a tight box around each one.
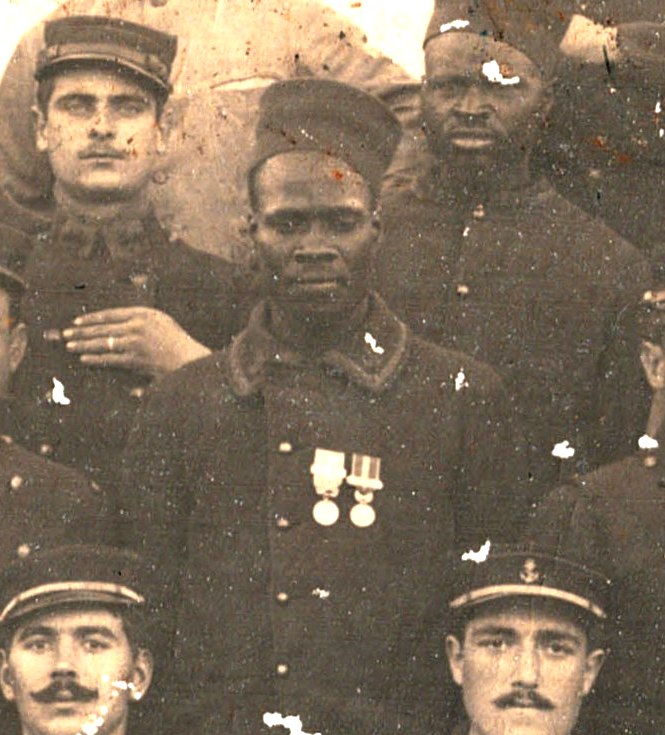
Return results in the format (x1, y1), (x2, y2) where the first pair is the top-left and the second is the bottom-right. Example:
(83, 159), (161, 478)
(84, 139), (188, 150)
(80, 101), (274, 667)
(226, 292), (409, 397)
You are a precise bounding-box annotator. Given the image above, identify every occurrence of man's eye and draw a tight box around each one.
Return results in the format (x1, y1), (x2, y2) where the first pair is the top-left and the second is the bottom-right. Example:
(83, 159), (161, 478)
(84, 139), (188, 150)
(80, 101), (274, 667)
(479, 637), (508, 650)
(60, 100), (93, 116)
(117, 102), (148, 116)
(269, 217), (308, 235)
(327, 215), (362, 234)
(83, 638), (110, 653)
(23, 638), (50, 653)
(546, 642), (574, 656)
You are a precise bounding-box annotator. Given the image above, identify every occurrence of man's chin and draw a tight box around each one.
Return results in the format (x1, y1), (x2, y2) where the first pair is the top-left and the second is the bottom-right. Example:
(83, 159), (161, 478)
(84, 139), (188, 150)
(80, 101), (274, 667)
(484, 707), (555, 735)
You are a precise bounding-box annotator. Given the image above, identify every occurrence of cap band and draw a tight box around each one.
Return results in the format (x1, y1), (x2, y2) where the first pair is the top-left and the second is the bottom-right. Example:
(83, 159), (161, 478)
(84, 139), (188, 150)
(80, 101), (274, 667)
(0, 581), (145, 624)
(449, 583), (607, 619)
(37, 44), (171, 91)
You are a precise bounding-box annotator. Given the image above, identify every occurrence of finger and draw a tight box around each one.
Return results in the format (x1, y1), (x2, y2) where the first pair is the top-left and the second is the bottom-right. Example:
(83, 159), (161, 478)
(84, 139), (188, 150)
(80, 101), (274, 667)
(66, 336), (133, 355)
(79, 353), (140, 369)
(71, 307), (147, 327)
(63, 321), (138, 341)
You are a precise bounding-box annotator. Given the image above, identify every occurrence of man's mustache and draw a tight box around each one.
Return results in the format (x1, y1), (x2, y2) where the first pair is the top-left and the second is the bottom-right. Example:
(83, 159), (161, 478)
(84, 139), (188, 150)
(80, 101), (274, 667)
(493, 690), (555, 711)
(31, 679), (98, 704)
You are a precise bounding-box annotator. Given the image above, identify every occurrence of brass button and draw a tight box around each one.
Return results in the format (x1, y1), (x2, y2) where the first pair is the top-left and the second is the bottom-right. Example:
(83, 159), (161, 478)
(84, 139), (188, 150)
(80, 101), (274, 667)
(16, 544), (31, 558)
(276, 591), (289, 604)
(276, 663), (289, 677)
(456, 284), (470, 297)
(278, 441), (293, 454)
(129, 387), (146, 399)
(276, 517), (291, 529)
(9, 475), (23, 491)
(39, 443), (53, 457)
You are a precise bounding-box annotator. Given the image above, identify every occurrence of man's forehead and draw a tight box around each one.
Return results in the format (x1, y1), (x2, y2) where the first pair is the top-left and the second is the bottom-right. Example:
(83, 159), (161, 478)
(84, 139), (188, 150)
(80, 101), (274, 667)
(425, 33), (538, 78)
(49, 67), (153, 101)
(14, 606), (124, 635)
(467, 602), (586, 636)
(256, 153), (372, 210)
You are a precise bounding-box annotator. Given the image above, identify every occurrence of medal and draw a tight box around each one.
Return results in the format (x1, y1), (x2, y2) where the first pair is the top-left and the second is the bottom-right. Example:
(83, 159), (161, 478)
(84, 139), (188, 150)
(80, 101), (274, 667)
(310, 448), (346, 527)
(347, 453), (383, 528)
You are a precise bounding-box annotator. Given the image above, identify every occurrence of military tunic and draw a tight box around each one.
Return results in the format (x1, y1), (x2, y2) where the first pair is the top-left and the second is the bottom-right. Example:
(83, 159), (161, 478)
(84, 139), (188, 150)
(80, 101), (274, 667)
(15, 209), (240, 490)
(119, 293), (528, 735)
(532, 450), (665, 735)
(376, 174), (650, 488)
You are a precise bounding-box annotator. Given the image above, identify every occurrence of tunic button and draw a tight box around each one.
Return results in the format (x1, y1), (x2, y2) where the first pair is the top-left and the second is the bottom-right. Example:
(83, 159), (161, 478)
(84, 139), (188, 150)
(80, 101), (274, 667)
(278, 442), (293, 454)
(9, 475), (23, 491)
(456, 284), (470, 297)
(276, 663), (289, 677)
(39, 443), (54, 457)
(472, 204), (486, 219)
(129, 387), (146, 399)
(276, 516), (291, 529)
(276, 591), (289, 604)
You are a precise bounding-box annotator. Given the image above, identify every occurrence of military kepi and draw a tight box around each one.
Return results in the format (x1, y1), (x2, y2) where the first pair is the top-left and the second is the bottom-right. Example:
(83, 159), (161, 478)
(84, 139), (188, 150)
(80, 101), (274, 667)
(35, 15), (178, 95)
(251, 79), (402, 197)
(449, 545), (612, 621)
(0, 545), (149, 626)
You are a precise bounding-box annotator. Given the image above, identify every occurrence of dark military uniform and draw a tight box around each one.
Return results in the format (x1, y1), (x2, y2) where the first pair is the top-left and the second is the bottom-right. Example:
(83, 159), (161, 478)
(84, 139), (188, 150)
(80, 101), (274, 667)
(16, 210), (239, 488)
(376, 173), (650, 488)
(14, 17), (241, 489)
(532, 450), (665, 735)
(119, 293), (528, 735)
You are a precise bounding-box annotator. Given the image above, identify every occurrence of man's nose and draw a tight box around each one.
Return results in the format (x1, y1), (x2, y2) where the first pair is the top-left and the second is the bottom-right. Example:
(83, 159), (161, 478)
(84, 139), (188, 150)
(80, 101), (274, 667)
(51, 640), (77, 678)
(294, 246), (338, 264)
(455, 85), (489, 117)
(511, 644), (540, 687)
(89, 108), (115, 139)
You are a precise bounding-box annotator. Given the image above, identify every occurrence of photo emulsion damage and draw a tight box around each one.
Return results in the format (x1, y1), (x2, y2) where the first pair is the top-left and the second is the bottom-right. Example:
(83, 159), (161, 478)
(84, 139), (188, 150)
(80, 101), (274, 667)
(0, 1), (660, 734)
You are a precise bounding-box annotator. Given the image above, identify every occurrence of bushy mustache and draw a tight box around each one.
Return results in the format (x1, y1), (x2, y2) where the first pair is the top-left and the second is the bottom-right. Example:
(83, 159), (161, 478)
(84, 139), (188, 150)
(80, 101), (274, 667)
(493, 689), (555, 711)
(31, 679), (98, 704)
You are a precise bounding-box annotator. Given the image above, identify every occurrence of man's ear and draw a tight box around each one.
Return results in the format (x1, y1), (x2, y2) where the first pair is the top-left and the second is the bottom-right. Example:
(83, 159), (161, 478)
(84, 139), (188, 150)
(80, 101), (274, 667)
(581, 648), (606, 696)
(0, 649), (16, 702)
(156, 99), (182, 155)
(640, 340), (665, 389)
(32, 105), (49, 154)
(129, 648), (154, 702)
(8, 323), (27, 376)
(445, 634), (464, 687)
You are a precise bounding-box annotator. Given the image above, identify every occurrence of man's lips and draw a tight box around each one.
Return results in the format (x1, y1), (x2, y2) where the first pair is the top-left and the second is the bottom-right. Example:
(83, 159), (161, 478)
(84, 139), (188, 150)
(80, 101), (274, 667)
(494, 693), (555, 711)
(79, 150), (125, 160)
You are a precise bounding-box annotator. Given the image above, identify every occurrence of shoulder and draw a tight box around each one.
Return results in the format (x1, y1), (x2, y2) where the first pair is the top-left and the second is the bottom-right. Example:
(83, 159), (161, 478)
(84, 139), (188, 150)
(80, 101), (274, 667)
(404, 333), (506, 398)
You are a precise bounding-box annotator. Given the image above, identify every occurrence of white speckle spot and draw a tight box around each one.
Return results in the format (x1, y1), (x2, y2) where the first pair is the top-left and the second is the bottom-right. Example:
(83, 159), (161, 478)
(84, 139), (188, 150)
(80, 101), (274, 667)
(462, 226), (470, 237)
(552, 440), (575, 459)
(263, 712), (321, 735)
(455, 369), (469, 391)
(462, 539), (491, 563)
(482, 59), (520, 86)
(364, 332), (385, 355)
(312, 588), (330, 599)
(51, 377), (71, 406)
(656, 100), (662, 114)
(639, 434), (659, 450)
(660, 128), (664, 139)
(439, 19), (470, 34)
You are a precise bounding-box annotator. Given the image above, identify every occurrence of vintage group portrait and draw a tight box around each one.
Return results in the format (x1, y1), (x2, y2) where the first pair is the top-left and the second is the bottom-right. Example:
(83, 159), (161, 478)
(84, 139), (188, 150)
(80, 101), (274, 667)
(0, 0), (659, 734)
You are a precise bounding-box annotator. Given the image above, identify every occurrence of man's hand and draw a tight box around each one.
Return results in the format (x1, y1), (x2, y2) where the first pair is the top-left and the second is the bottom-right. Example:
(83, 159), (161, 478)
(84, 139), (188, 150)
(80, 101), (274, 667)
(62, 307), (212, 377)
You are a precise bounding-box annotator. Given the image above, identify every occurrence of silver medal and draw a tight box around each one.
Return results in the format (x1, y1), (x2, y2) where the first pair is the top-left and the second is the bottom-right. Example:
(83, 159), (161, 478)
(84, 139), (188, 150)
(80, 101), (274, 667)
(313, 498), (340, 526)
(350, 502), (376, 528)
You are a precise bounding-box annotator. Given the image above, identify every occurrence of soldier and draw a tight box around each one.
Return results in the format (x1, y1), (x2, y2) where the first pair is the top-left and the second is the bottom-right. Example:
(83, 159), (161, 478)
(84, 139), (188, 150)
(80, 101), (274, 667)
(531, 287), (665, 734)
(375, 0), (650, 489)
(119, 78), (529, 734)
(0, 226), (107, 565)
(444, 546), (609, 735)
(15, 16), (240, 489)
(0, 545), (157, 735)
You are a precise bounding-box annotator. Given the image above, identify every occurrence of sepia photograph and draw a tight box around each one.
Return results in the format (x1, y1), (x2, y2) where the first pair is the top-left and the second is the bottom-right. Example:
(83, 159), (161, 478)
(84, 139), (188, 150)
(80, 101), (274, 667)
(0, 1), (660, 733)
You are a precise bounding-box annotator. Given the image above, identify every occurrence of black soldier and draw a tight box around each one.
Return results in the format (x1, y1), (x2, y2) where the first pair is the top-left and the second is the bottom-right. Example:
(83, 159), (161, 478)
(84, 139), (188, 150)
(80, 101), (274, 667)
(532, 287), (665, 735)
(119, 78), (528, 734)
(15, 16), (240, 488)
(375, 0), (650, 489)
(0, 226), (107, 565)
(0, 545), (158, 735)
(443, 546), (609, 735)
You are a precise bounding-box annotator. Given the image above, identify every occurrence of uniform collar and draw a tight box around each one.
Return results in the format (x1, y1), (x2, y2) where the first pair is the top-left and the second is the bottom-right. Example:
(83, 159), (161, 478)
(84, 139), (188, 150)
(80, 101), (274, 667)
(226, 291), (409, 397)
(50, 206), (162, 261)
